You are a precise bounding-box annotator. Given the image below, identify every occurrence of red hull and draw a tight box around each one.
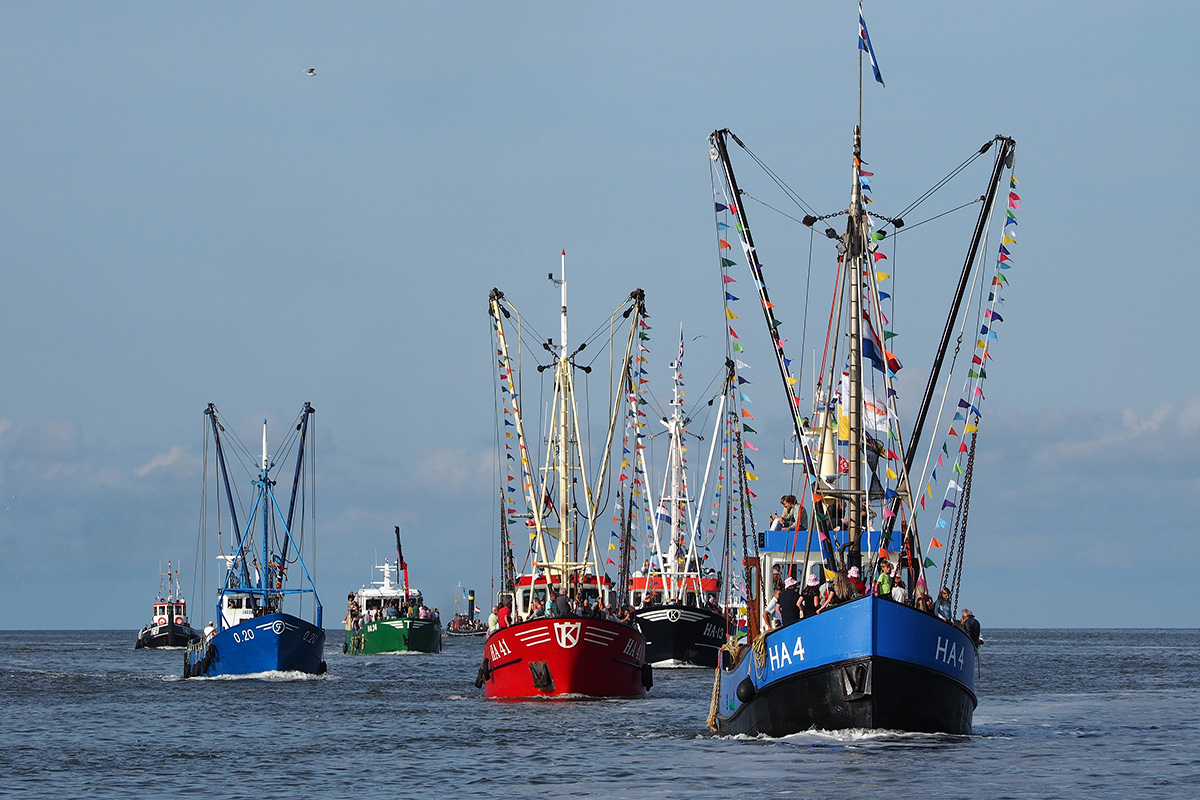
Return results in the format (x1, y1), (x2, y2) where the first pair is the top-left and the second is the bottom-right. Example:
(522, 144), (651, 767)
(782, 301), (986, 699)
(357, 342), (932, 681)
(481, 617), (648, 699)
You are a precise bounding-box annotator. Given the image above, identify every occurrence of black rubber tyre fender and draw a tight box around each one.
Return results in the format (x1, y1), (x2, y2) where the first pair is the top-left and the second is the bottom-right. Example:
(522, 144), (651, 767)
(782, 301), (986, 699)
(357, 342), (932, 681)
(474, 657), (490, 688)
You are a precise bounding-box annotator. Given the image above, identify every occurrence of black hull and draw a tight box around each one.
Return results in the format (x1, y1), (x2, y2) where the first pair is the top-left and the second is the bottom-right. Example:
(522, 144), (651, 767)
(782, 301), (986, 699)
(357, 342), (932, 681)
(136, 627), (200, 649)
(716, 654), (975, 736)
(634, 606), (727, 668)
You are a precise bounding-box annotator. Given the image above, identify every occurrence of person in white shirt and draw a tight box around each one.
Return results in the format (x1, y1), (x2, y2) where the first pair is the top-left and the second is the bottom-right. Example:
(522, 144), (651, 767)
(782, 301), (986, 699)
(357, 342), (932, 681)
(762, 586), (782, 629)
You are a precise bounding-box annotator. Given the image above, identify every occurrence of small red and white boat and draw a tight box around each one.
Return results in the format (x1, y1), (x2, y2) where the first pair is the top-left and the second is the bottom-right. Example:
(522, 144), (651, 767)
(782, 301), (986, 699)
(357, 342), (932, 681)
(480, 256), (650, 699)
(135, 561), (200, 649)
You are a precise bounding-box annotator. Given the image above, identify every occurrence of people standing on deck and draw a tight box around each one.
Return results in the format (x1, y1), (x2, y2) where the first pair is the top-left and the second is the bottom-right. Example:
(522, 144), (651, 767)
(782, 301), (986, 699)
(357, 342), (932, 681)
(934, 587), (953, 622)
(763, 585), (783, 629)
(890, 574), (908, 605)
(203, 621), (215, 641)
(799, 574), (821, 619)
(847, 566), (866, 595)
(552, 587), (572, 618)
(959, 608), (981, 645)
(874, 560), (893, 600)
(778, 576), (802, 627)
(496, 599), (512, 628)
(487, 605), (500, 633)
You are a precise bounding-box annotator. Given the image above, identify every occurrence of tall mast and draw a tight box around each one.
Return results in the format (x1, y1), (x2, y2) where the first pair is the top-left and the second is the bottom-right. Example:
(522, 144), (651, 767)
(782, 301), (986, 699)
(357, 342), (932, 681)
(555, 251), (571, 581)
(261, 419), (270, 597)
(206, 404), (250, 593)
(667, 327), (683, 590)
(844, 127), (866, 562)
(709, 130), (823, 490)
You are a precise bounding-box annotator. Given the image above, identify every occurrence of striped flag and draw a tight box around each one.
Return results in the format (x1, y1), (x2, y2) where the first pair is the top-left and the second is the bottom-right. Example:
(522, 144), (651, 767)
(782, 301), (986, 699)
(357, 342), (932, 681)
(858, 3), (885, 87)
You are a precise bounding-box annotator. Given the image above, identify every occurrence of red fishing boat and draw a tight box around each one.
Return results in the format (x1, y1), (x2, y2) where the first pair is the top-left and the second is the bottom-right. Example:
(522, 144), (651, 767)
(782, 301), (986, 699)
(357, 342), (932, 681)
(479, 254), (651, 699)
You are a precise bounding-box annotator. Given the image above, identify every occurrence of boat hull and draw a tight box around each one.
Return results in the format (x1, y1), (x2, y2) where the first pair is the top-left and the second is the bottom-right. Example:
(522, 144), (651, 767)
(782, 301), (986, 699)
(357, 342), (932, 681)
(713, 597), (976, 735)
(185, 613), (326, 677)
(136, 623), (199, 649)
(345, 618), (442, 654)
(479, 617), (650, 699)
(634, 606), (727, 667)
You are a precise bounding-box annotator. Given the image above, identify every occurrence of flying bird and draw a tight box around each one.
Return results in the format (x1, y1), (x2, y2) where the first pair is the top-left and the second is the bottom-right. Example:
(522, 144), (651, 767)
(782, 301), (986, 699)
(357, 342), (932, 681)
(305, 68), (316, 76)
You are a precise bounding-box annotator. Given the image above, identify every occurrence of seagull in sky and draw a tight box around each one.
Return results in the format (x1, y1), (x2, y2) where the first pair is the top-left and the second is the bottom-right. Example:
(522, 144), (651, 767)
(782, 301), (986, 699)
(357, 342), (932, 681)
(305, 68), (316, 76)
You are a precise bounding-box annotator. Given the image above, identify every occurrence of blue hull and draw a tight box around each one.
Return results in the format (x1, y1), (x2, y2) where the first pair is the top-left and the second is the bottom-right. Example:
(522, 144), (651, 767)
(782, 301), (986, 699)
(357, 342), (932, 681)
(185, 613), (326, 677)
(713, 597), (977, 735)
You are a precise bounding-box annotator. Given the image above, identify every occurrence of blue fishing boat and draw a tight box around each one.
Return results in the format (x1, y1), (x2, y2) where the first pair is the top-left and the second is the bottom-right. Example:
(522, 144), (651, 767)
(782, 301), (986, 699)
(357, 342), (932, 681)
(704, 18), (1018, 734)
(185, 403), (326, 678)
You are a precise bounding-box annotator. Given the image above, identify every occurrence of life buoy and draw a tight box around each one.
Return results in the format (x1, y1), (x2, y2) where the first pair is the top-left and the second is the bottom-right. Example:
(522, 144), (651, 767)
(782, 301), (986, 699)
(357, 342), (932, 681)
(156, 616), (167, 625)
(174, 616), (184, 625)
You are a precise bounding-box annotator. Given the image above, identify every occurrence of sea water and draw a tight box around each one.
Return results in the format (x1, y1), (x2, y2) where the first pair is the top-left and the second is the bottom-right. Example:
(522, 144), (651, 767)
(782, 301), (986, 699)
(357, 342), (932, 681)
(1, 628), (1196, 799)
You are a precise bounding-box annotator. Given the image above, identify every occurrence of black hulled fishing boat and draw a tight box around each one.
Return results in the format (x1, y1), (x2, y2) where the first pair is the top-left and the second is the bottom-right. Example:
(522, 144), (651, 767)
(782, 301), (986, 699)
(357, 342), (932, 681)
(706, 7), (1018, 735)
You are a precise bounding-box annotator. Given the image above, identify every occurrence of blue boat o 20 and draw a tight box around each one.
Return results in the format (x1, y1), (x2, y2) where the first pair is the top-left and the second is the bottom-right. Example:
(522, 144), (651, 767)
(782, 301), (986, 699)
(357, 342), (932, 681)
(185, 403), (326, 679)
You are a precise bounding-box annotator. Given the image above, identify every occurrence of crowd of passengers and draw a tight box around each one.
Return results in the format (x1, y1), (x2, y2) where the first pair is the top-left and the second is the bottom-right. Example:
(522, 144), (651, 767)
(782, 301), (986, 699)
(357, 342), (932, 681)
(344, 594), (440, 631)
(762, 494), (981, 644)
(765, 560), (981, 645)
(487, 587), (639, 632)
(486, 584), (731, 633)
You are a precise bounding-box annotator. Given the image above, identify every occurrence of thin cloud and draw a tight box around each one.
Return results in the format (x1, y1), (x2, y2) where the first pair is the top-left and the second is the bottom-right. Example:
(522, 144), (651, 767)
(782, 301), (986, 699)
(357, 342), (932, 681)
(135, 445), (197, 478)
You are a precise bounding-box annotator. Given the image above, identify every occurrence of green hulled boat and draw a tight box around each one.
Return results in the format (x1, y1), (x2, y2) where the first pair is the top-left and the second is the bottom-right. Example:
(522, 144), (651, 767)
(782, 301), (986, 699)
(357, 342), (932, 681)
(346, 615), (443, 654)
(343, 527), (443, 655)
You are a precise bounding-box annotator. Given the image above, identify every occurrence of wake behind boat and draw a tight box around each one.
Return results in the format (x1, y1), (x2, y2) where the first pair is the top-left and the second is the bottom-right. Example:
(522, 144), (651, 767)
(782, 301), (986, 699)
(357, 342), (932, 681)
(478, 254), (651, 699)
(344, 527), (442, 655)
(185, 403), (326, 678)
(705, 12), (1017, 735)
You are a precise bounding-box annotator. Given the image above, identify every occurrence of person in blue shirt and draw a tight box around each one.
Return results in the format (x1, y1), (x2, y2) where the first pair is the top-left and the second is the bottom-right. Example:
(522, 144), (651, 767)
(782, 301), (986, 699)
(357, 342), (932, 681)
(934, 587), (953, 622)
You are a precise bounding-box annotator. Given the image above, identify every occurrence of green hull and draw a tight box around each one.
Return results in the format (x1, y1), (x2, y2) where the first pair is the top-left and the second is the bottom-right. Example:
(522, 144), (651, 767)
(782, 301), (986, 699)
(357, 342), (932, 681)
(345, 618), (443, 654)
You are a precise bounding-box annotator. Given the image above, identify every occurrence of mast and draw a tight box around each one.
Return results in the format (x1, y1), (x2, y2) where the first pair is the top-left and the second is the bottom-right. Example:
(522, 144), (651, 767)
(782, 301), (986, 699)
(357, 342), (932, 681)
(843, 126), (867, 564)
(902, 137), (1015, 479)
(395, 525), (409, 597)
(205, 403), (323, 630)
(554, 251), (571, 582)
(664, 328), (685, 597)
(491, 260), (644, 601)
(883, 136), (1016, 558)
(260, 419), (270, 601)
(206, 404), (250, 593)
(280, 402), (315, 564)
(709, 130), (825, 492)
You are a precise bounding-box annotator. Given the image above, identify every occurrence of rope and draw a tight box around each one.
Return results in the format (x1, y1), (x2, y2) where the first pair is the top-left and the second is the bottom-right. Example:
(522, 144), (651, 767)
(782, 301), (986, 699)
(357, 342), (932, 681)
(948, 432), (977, 613)
(751, 630), (768, 672)
(706, 665), (723, 731)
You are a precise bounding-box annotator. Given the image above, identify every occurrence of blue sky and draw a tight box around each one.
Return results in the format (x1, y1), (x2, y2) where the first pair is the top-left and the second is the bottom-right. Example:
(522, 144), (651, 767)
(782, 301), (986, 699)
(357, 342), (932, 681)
(1, 2), (1195, 629)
